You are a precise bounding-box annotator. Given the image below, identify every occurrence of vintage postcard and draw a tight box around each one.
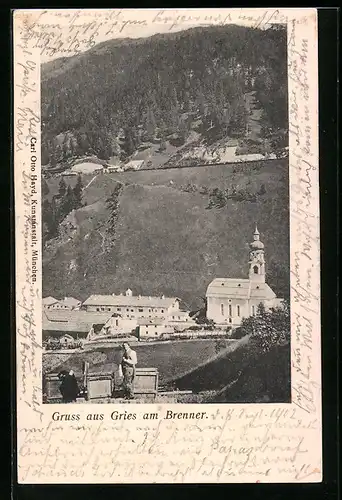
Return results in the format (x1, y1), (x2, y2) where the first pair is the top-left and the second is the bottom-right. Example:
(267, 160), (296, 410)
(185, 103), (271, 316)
(14, 8), (321, 483)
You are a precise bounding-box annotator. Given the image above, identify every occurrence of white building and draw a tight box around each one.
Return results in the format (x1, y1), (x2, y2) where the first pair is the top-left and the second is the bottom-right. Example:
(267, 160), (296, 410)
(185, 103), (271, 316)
(137, 318), (175, 340)
(82, 289), (180, 320)
(206, 227), (282, 328)
(87, 316), (137, 340)
(167, 310), (197, 331)
(124, 160), (144, 171)
(43, 296), (81, 310)
(71, 162), (104, 175)
(103, 165), (123, 173)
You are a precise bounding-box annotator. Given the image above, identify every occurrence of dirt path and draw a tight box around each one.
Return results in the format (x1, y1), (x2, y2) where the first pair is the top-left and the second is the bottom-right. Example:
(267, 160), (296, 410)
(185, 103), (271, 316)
(245, 91), (262, 140)
(83, 174), (99, 190)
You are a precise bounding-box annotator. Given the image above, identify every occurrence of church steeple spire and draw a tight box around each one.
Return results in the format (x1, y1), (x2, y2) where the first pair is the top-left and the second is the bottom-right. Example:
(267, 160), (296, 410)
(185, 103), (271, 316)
(249, 225), (265, 283)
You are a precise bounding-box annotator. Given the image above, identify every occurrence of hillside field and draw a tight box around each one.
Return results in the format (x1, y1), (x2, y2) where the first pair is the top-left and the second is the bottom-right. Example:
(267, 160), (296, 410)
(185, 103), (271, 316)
(43, 335), (290, 403)
(43, 159), (290, 309)
(43, 338), (235, 385)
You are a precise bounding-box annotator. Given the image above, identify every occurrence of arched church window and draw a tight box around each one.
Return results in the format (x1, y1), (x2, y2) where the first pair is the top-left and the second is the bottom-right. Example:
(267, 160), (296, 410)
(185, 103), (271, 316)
(253, 265), (259, 274)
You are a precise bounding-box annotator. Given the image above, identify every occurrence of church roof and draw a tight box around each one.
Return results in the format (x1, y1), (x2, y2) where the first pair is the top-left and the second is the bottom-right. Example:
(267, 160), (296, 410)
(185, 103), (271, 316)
(250, 240), (264, 250)
(206, 278), (276, 300)
(250, 224), (264, 249)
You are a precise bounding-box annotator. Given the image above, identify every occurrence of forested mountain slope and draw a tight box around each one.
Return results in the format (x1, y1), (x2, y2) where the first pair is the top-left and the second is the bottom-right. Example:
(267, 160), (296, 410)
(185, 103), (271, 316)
(41, 25), (288, 168)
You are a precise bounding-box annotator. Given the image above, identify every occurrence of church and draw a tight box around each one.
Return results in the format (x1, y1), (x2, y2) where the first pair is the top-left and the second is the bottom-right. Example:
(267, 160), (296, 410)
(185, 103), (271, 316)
(206, 226), (282, 328)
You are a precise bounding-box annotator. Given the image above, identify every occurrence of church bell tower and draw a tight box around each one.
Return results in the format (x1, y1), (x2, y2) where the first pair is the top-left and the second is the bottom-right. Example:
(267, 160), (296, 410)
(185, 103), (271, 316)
(248, 225), (265, 283)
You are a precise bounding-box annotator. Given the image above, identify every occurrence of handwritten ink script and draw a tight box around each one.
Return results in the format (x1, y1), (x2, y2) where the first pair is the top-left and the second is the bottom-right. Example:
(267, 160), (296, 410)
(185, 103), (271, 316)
(16, 9), (295, 62)
(15, 15), (43, 422)
(18, 407), (321, 483)
(287, 16), (321, 416)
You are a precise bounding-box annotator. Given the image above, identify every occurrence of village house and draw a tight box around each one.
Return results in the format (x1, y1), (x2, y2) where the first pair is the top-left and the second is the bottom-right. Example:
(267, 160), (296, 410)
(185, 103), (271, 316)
(137, 318), (175, 340)
(42, 296), (82, 310)
(81, 289), (181, 320)
(58, 334), (77, 348)
(167, 310), (197, 331)
(206, 227), (282, 328)
(62, 170), (78, 177)
(42, 309), (114, 343)
(42, 296), (59, 309)
(103, 165), (123, 173)
(124, 159), (144, 171)
(87, 315), (137, 340)
(71, 162), (104, 175)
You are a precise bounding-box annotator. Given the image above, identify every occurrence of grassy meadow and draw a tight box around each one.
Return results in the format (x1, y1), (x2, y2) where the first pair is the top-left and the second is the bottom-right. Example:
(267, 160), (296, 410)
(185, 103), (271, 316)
(43, 334), (290, 403)
(43, 338), (234, 385)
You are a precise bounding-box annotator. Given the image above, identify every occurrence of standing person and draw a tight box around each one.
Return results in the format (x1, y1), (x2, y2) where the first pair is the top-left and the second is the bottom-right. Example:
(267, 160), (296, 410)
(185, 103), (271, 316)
(58, 370), (80, 403)
(121, 342), (137, 400)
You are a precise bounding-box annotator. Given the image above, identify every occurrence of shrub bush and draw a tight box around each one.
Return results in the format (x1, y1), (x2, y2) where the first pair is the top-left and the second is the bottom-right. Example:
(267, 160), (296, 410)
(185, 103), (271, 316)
(239, 301), (290, 353)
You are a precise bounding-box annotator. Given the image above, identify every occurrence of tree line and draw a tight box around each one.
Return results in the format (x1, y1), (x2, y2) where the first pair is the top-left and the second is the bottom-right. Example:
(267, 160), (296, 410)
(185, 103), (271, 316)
(42, 176), (84, 242)
(175, 181), (267, 206)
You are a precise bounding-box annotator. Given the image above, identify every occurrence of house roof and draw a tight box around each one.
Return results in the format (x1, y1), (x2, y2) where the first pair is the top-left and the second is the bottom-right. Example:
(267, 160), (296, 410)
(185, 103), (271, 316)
(43, 296), (59, 306)
(43, 309), (113, 325)
(170, 310), (191, 318)
(60, 334), (74, 340)
(71, 162), (104, 173)
(125, 160), (144, 168)
(44, 328), (89, 339)
(42, 310), (114, 337)
(59, 297), (81, 307)
(82, 294), (178, 309)
(137, 317), (166, 326)
(206, 278), (276, 301)
(44, 309), (113, 323)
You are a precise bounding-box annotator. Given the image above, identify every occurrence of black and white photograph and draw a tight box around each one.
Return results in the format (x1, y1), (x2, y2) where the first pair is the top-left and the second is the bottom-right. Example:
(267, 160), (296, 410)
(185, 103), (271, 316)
(40, 20), (291, 405)
(15, 8), (323, 484)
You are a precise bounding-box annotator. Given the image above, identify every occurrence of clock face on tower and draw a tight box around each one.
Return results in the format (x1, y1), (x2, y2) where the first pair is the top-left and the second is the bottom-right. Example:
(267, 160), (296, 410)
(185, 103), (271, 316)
(256, 252), (264, 264)
(251, 250), (264, 264)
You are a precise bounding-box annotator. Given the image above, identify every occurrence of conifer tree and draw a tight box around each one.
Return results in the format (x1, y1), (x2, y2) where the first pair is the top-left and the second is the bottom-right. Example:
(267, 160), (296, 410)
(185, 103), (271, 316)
(60, 185), (76, 217)
(42, 178), (50, 197)
(120, 129), (135, 159)
(145, 107), (156, 141)
(73, 175), (83, 209)
(106, 183), (123, 238)
(58, 177), (67, 198)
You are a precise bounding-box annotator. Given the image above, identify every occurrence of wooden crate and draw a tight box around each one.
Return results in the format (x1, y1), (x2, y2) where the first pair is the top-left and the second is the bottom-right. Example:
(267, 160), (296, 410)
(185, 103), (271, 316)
(43, 373), (63, 403)
(134, 368), (159, 399)
(87, 372), (113, 400)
